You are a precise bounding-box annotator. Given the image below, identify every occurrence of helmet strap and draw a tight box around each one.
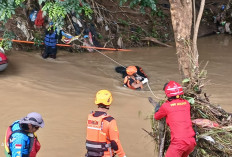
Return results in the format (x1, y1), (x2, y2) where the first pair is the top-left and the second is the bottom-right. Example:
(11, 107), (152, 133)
(98, 104), (110, 109)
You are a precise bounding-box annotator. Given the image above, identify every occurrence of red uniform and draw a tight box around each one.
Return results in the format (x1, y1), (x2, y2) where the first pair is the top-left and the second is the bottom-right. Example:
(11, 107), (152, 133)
(154, 98), (196, 157)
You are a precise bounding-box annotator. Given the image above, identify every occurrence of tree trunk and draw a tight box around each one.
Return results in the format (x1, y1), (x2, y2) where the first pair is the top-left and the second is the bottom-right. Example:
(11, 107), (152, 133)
(169, 0), (192, 78)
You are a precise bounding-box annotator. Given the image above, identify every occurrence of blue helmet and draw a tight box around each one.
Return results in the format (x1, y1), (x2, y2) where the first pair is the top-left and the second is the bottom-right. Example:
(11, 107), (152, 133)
(221, 5), (225, 11)
(84, 35), (89, 38)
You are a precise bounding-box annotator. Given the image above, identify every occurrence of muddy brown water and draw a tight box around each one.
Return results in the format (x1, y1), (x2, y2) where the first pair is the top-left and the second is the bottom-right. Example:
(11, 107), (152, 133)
(0, 35), (231, 157)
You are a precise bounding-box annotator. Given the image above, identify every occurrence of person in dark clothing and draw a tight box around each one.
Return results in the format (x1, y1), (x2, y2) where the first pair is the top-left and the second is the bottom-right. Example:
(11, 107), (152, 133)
(42, 23), (58, 59)
(115, 66), (148, 90)
(42, 22), (72, 59)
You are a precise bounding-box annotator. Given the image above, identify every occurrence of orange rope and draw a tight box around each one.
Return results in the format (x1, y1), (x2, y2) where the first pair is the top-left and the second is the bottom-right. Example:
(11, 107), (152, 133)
(0, 38), (132, 51)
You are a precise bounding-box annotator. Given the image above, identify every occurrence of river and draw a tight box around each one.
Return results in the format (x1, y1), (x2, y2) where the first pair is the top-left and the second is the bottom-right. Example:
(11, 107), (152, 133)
(0, 35), (231, 157)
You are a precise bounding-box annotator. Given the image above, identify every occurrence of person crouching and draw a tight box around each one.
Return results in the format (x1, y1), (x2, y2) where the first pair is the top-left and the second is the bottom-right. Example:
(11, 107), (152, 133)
(154, 81), (196, 157)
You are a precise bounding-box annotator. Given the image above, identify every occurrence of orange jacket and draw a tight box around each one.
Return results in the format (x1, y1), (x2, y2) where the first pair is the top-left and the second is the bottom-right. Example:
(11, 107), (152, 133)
(86, 111), (126, 157)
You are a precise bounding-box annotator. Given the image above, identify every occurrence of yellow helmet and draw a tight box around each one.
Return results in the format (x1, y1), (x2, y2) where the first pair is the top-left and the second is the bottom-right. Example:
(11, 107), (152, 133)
(95, 90), (113, 106)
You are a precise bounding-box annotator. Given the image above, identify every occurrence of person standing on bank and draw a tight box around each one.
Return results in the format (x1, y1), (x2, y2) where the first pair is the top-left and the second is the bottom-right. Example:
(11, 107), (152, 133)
(154, 81), (196, 157)
(85, 90), (126, 157)
(4, 112), (44, 157)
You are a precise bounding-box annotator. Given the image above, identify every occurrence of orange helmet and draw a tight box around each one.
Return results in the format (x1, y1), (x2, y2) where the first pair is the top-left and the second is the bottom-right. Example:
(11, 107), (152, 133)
(95, 90), (113, 106)
(126, 66), (137, 75)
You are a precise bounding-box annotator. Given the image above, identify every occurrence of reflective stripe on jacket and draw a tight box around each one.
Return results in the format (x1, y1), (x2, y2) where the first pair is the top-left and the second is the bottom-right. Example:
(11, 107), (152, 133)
(86, 111), (126, 157)
(86, 112), (109, 156)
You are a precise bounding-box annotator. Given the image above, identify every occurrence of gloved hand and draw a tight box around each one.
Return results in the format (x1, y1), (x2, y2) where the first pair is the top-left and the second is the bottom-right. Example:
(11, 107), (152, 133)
(155, 103), (161, 113)
(142, 78), (148, 84)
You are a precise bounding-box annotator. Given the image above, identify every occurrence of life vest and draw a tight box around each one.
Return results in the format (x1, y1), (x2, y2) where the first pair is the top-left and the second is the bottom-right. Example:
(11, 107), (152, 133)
(123, 76), (143, 90)
(4, 121), (41, 157)
(44, 31), (57, 48)
(86, 112), (111, 156)
(136, 66), (148, 78)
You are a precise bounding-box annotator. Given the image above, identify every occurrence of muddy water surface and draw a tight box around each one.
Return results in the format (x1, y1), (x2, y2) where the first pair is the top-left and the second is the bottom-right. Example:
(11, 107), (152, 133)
(0, 35), (231, 157)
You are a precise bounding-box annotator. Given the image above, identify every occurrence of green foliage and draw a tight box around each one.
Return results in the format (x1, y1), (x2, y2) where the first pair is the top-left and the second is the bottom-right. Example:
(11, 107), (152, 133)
(182, 78), (190, 83)
(33, 37), (43, 47)
(118, 18), (129, 26)
(119, 0), (157, 14)
(130, 35), (140, 42)
(41, 0), (92, 30)
(0, 30), (15, 50)
(183, 96), (195, 105)
(156, 9), (164, 18)
(0, 0), (25, 23)
(0, 0), (93, 31)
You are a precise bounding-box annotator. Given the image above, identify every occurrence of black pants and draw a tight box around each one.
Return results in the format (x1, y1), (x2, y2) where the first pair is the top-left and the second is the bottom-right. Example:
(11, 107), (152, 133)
(42, 46), (57, 59)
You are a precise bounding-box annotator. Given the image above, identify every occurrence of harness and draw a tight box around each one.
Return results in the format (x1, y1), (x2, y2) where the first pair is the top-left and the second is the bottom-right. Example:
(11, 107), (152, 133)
(124, 76), (142, 89)
(86, 113), (112, 156)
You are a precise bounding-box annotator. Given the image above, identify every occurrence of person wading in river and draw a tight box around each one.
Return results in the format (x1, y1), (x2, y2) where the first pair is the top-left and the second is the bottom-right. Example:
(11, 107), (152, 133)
(154, 81), (196, 157)
(123, 66), (148, 90)
(85, 89), (126, 157)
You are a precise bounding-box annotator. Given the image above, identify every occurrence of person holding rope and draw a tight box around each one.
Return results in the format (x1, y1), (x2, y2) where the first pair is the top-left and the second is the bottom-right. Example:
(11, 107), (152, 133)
(154, 81), (196, 157)
(85, 89), (126, 157)
(115, 65), (148, 90)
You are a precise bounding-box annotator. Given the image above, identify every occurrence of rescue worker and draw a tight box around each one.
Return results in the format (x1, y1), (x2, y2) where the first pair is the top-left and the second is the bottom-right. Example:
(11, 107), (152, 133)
(5, 112), (44, 157)
(86, 90), (126, 157)
(154, 81), (196, 157)
(42, 22), (72, 59)
(0, 47), (8, 71)
(123, 66), (148, 90)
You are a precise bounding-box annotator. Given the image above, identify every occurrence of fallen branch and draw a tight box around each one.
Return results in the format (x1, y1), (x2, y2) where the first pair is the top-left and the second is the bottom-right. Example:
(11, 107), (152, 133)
(141, 37), (172, 47)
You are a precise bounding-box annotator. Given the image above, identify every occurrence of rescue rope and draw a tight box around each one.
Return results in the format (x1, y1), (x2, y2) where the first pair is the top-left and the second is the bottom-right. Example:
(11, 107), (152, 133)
(89, 46), (126, 68)
(0, 37), (160, 100)
(75, 38), (161, 100)
(72, 37), (161, 100)
(147, 82), (161, 100)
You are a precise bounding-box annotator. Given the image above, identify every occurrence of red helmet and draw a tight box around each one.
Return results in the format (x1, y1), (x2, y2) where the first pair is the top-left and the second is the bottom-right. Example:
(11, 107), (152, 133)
(164, 81), (184, 97)
(126, 66), (137, 75)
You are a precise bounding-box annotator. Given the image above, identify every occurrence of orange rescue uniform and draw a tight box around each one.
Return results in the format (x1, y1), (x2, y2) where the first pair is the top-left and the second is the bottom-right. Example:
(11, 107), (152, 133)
(86, 111), (125, 157)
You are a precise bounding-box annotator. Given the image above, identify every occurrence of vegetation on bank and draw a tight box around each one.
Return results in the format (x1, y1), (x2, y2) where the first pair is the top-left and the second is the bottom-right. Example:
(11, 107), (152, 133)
(0, 0), (172, 51)
(1, 0), (232, 157)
